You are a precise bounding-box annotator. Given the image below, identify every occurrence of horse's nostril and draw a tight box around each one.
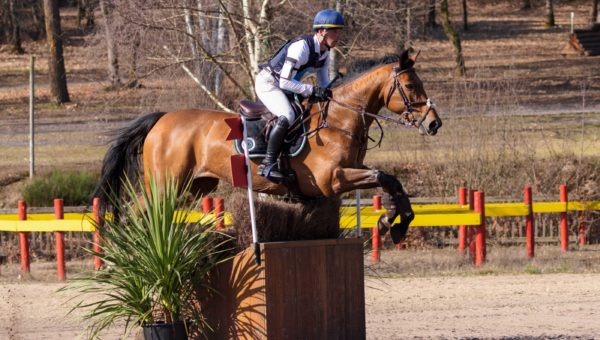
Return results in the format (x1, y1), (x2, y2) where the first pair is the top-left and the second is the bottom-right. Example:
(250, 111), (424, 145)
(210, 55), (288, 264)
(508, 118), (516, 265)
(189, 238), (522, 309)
(429, 120), (439, 132)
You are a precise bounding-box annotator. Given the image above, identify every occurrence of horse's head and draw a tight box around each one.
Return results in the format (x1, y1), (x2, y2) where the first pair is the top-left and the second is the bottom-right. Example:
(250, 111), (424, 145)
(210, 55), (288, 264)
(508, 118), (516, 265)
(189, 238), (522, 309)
(383, 50), (442, 136)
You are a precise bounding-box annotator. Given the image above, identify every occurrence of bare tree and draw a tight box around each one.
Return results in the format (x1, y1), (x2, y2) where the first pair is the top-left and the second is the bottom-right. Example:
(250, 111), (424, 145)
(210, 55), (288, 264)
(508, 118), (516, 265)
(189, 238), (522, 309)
(77, 0), (95, 30)
(545, 0), (555, 28)
(521, 0), (533, 10)
(440, 0), (466, 76)
(99, 0), (120, 88)
(7, 0), (25, 53)
(462, 0), (469, 31)
(329, 0), (343, 81)
(29, 0), (46, 40)
(1, 0), (24, 53)
(43, 0), (70, 103)
(427, 0), (436, 27)
(592, 0), (599, 24)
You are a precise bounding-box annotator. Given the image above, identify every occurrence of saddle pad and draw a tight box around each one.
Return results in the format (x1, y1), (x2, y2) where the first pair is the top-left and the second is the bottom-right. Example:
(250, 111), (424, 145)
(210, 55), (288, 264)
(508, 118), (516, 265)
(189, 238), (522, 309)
(234, 118), (308, 158)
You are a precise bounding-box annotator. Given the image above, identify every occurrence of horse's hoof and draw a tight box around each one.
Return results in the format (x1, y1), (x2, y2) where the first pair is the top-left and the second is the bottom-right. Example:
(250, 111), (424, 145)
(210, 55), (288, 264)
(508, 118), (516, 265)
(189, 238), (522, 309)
(389, 222), (409, 244)
(377, 215), (390, 236)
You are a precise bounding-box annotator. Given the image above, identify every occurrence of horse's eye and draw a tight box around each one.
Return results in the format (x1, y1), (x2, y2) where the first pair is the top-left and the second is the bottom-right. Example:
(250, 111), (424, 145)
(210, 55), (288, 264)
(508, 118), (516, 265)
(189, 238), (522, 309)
(404, 83), (414, 90)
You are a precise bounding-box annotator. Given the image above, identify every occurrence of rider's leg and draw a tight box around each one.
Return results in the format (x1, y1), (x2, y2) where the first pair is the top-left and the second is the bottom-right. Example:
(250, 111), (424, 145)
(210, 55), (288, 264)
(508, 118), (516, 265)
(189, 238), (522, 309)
(255, 70), (296, 179)
(257, 116), (289, 179)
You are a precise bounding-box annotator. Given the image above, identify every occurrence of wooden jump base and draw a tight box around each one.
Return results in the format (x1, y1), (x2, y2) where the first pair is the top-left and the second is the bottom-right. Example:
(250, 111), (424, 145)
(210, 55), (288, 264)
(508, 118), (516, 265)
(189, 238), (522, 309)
(199, 238), (366, 340)
(562, 23), (600, 56)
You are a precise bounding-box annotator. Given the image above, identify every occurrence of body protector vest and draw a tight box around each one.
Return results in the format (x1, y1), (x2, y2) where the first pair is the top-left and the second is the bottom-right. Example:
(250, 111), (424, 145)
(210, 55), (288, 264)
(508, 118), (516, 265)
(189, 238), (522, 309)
(260, 35), (327, 87)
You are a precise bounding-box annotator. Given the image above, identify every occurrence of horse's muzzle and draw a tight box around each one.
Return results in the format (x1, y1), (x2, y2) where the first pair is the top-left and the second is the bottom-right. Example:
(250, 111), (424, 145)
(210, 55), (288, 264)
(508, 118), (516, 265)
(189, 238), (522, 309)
(427, 118), (442, 135)
(419, 117), (442, 136)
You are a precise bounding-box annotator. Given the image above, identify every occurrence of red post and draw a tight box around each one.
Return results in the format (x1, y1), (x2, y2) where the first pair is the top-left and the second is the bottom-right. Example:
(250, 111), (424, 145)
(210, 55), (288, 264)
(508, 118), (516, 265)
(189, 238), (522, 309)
(458, 187), (467, 253)
(214, 197), (224, 230)
(474, 191), (486, 266)
(468, 189), (476, 259)
(54, 199), (66, 281)
(18, 200), (30, 273)
(371, 195), (381, 264)
(202, 197), (213, 214)
(92, 198), (103, 270)
(560, 184), (568, 252)
(579, 212), (586, 246)
(524, 186), (535, 258)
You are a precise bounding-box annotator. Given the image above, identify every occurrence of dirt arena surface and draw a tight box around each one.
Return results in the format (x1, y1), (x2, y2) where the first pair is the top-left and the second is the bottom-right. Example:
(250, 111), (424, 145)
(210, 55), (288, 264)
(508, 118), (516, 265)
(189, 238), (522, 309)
(1, 263), (599, 339)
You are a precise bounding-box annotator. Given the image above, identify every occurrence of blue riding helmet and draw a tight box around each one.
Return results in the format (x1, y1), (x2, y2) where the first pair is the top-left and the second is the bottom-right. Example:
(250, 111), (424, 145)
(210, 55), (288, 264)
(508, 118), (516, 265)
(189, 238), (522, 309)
(312, 9), (345, 30)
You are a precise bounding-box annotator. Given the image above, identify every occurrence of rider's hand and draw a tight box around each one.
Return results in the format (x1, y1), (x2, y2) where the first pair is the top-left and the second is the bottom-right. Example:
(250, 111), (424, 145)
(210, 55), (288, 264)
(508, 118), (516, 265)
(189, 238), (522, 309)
(310, 86), (332, 103)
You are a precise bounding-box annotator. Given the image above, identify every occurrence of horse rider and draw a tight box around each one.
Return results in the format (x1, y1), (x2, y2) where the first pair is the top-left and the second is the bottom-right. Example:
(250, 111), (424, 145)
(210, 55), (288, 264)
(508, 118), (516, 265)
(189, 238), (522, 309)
(255, 9), (344, 181)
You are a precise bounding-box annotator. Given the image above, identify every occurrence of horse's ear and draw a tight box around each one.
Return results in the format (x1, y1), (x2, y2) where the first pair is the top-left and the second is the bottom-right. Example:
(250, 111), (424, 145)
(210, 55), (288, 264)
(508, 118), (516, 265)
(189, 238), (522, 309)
(399, 49), (415, 70)
(410, 50), (421, 64)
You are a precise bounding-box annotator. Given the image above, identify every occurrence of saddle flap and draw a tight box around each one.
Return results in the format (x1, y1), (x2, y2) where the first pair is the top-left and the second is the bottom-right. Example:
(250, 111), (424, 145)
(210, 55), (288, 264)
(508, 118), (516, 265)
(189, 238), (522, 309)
(239, 99), (273, 120)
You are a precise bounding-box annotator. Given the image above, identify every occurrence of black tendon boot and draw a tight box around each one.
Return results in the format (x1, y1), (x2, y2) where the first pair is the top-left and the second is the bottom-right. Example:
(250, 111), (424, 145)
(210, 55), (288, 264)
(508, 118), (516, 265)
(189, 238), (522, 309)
(258, 116), (289, 180)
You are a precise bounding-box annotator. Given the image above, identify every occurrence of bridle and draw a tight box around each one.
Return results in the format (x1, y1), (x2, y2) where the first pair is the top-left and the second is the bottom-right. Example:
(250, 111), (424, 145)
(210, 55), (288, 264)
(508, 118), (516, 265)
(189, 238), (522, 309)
(385, 66), (436, 130)
(295, 66), (438, 149)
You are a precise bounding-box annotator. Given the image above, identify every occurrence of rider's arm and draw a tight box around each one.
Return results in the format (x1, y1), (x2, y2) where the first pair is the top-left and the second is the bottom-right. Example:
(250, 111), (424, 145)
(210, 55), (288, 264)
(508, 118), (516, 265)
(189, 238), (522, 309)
(316, 53), (330, 87)
(278, 40), (313, 97)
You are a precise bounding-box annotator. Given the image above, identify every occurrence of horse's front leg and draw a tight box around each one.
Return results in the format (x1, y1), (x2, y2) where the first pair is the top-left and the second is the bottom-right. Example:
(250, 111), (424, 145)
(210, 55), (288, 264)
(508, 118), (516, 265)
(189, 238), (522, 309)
(331, 168), (414, 244)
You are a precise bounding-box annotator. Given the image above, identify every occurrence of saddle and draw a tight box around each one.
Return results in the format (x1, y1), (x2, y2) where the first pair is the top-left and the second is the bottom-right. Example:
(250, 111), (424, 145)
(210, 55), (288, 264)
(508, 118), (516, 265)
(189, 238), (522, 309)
(234, 99), (309, 159)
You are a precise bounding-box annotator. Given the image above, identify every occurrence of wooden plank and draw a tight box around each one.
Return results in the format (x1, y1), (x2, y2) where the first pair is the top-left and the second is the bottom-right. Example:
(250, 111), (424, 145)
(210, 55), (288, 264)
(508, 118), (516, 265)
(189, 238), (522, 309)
(343, 240), (366, 340)
(326, 242), (348, 340)
(265, 243), (297, 339)
(293, 242), (326, 339)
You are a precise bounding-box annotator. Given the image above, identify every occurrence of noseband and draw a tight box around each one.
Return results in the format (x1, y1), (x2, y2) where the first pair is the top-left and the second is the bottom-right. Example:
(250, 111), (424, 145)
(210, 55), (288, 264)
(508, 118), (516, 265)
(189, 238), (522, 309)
(385, 67), (436, 129)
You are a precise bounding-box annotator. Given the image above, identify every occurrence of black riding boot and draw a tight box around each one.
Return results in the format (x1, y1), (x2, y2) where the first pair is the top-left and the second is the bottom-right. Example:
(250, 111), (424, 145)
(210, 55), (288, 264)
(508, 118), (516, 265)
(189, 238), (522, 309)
(258, 116), (289, 180)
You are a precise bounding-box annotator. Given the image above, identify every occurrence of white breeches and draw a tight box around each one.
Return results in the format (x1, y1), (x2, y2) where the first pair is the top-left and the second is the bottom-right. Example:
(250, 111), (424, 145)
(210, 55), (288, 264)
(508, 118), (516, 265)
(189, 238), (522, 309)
(255, 70), (296, 122)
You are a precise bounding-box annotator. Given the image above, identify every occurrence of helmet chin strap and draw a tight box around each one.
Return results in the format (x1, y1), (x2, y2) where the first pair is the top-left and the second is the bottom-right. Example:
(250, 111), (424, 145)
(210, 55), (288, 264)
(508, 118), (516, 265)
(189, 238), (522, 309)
(318, 31), (332, 51)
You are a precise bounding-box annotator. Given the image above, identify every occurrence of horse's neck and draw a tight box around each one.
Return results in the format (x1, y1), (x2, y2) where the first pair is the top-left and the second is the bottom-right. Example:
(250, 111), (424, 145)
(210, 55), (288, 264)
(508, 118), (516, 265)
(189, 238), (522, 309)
(328, 65), (389, 129)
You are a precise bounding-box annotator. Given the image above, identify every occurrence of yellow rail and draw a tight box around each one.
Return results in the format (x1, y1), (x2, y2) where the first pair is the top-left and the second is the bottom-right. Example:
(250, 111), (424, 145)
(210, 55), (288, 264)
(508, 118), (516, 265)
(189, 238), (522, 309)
(0, 201), (597, 232)
(0, 212), (234, 233)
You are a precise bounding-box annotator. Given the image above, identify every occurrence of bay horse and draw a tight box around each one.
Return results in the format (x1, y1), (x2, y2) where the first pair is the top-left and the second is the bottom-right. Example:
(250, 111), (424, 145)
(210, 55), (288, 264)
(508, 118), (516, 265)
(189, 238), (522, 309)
(94, 50), (442, 243)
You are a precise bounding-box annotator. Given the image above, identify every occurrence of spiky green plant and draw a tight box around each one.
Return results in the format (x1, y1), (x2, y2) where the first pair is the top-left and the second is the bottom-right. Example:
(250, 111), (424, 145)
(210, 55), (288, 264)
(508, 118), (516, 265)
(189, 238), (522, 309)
(63, 176), (230, 339)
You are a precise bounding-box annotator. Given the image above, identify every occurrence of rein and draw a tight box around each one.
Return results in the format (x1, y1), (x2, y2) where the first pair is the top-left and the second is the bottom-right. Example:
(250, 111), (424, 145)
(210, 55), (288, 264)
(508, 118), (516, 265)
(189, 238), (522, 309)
(289, 66), (437, 149)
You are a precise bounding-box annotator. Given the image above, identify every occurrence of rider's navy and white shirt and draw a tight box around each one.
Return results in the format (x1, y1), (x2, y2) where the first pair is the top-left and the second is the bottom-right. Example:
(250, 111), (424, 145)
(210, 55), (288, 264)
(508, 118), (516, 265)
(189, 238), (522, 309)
(277, 35), (331, 96)
(255, 34), (331, 121)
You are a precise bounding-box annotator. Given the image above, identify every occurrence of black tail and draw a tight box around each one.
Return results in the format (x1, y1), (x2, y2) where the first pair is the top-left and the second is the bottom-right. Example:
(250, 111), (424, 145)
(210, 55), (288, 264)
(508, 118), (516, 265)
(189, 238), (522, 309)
(93, 112), (168, 218)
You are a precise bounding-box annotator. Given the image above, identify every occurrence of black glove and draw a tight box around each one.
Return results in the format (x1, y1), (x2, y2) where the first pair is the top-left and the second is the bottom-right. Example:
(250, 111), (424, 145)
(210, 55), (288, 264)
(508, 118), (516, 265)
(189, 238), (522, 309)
(310, 86), (332, 102)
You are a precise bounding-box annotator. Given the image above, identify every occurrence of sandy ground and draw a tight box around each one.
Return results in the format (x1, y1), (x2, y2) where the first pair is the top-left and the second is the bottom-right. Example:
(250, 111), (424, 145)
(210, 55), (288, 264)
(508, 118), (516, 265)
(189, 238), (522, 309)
(365, 273), (600, 339)
(1, 271), (599, 339)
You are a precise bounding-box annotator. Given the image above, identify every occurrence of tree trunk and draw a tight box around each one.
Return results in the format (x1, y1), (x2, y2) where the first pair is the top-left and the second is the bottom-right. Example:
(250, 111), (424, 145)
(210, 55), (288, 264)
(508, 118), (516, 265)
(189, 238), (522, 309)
(77, 0), (94, 29)
(99, 0), (120, 88)
(43, 0), (70, 103)
(8, 0), (24, 53)
(126, 32), (140, 88)
(427, 0), (436, 27)
(462, 0), (469, 31)
(592, 0), (599, 23)
(545, 0), (555, 28)
(440, 0), (466, 76)
(521, 0), (532, 10)
(329, 0), (343, 81)
(30, 0), (46, 40)
(406, 0), (412, 48)
(214, 7), (226, 95)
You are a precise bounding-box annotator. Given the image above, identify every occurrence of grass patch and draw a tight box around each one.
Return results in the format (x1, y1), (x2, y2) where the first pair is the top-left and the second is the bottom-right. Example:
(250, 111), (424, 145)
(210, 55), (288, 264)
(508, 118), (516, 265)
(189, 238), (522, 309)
(21, 170), (98, 207)
(523, 264), (542, 274)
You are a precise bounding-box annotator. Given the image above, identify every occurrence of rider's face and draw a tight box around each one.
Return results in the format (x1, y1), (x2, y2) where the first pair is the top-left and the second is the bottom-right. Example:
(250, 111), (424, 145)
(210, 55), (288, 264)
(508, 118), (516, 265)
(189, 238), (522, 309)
(318, 28), (342, 50)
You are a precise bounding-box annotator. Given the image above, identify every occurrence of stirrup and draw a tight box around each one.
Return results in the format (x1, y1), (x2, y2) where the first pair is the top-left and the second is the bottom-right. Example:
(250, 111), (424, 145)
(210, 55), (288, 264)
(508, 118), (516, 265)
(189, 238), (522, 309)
(258, 163), (285, 181)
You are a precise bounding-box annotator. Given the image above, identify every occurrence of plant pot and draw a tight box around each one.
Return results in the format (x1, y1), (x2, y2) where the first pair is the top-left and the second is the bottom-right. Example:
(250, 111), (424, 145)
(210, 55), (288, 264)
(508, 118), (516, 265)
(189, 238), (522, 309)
(142, 321), (188, 340)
